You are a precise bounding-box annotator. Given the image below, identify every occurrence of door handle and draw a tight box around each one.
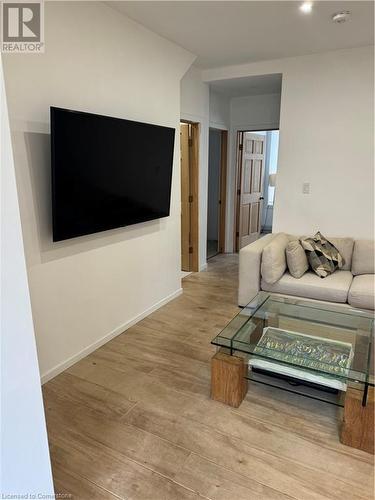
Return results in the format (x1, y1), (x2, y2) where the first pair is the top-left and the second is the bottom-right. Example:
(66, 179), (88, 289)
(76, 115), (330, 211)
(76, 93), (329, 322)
(259, 196), (264, 200)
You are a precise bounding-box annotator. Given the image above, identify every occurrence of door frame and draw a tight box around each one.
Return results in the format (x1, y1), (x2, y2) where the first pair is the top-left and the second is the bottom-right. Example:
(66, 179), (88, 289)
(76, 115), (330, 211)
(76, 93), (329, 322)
(180, 120), (200, 272)
(218, 130), (228, 254)
(208, 127), (228, 257)
(233, 128), (278, 252)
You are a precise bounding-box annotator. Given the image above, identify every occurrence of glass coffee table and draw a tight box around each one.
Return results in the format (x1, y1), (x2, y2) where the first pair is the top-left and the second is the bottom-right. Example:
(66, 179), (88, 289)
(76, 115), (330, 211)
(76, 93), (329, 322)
(211, 292), (374, 454)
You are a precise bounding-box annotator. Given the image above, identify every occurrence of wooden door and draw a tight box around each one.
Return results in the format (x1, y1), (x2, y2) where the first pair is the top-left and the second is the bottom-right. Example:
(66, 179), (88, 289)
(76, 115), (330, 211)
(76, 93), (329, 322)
(180, 123), (191, 271)
(238, 132), (266, 249)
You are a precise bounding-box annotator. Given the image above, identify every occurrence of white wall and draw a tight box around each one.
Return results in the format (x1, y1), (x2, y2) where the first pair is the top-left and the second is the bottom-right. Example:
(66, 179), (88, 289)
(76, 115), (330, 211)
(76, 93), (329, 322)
(209, 90), (230, 130)
(204, 46), (374, 240)
(181, 65), (210, 269)
(273, 47), (374, 239)
(3, 2), (194, 381)
(1, 58), (54, 496)
(230, 94), (281, 131)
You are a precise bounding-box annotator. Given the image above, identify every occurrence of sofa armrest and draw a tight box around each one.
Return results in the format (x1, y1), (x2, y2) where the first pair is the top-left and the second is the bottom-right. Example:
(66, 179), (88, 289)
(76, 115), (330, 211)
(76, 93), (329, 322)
(238, 234), (277, 306)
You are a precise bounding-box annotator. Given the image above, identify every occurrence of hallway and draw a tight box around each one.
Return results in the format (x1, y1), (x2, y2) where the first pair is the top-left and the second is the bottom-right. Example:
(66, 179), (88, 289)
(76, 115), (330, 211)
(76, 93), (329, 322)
(43, 254), (374, 499)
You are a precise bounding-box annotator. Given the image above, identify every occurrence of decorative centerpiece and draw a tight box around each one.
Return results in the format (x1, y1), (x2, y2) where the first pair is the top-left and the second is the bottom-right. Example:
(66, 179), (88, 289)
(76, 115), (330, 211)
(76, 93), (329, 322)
(249, 327), (354, 391)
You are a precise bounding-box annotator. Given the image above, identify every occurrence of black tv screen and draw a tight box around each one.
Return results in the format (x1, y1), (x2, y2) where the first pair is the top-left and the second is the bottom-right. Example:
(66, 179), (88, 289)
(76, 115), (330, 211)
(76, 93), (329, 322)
(51, 107), (175, 241)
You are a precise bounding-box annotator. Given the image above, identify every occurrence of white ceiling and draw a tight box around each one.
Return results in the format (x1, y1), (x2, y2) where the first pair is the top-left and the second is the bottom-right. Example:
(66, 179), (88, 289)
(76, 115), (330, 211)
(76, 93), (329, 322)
(109, 1), (374, 69)
(210, 73), (282, 97)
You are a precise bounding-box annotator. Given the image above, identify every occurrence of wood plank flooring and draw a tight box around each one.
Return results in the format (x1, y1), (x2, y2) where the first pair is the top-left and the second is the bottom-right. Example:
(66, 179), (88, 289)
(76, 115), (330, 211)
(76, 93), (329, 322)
(42, 254), (374, 500)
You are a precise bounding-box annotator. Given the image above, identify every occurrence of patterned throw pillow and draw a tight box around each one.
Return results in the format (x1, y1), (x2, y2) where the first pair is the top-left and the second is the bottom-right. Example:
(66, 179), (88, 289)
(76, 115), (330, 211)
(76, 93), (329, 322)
(300, 232), (345, 278)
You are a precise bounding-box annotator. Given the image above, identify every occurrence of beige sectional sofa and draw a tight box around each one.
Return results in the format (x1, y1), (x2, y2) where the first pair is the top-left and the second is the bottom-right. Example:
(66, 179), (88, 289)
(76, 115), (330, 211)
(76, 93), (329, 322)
(238, 233), (375, 310)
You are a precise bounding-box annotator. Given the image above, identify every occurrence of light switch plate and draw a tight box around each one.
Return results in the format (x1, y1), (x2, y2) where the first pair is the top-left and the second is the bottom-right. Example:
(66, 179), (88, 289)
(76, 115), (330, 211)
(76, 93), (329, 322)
(302, 182), (310, 194)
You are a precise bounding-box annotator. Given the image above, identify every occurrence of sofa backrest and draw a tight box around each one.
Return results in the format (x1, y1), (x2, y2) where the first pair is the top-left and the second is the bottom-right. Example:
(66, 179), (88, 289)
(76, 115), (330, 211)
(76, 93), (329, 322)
(261, 234), (375, 276)
(285, 234), (354, 271)
(351, 240), (375, 275)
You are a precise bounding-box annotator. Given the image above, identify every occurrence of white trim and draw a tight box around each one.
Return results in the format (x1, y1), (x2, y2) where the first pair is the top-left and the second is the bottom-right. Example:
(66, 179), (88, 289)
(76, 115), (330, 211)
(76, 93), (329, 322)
(40, 288), (183, 384)
(180, 112), (205, 123)
(209, 121), (229, 131)
(181, 270), (193, 279)
(199, 263), (208, 271)
(233, 122), (279, 133)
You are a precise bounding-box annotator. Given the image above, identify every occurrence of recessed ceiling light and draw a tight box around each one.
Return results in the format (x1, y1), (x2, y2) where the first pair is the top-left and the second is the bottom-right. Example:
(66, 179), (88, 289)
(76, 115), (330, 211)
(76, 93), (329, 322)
(332, 11), (351, 23)
(300, 2), (313, 14)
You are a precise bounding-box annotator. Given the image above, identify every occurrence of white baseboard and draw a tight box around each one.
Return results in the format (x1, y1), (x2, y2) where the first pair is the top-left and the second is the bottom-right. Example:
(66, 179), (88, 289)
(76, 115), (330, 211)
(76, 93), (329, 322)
(200, 263), (208, 271)
(40, 288), (183, 385)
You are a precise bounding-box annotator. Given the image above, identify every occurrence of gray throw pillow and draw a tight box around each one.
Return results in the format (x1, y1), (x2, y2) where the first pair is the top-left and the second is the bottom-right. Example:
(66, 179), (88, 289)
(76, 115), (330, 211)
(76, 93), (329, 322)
(286, 241), (309, 278)
(300, 232), (344, 278)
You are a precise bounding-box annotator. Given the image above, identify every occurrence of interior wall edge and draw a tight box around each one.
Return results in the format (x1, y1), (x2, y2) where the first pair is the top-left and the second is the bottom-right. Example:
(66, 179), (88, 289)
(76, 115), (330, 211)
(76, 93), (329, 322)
(3, 0), (196, 377)
(1, 57), (54, 495)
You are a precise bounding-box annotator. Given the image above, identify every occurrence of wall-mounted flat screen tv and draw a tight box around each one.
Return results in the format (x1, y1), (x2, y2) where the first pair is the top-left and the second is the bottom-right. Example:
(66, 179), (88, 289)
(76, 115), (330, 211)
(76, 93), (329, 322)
(51, 107), (175, 241)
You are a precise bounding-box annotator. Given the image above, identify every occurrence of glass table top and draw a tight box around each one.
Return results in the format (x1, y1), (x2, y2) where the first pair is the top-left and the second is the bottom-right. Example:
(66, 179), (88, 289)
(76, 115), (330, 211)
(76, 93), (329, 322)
(212, 292), (374, 387)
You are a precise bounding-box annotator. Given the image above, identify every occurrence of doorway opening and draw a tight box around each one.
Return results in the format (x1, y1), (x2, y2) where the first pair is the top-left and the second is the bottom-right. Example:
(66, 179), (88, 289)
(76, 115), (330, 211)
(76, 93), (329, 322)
(234, 129), (279, 252)
(180, 121), (199, 273)
(207, 128), (228, 260)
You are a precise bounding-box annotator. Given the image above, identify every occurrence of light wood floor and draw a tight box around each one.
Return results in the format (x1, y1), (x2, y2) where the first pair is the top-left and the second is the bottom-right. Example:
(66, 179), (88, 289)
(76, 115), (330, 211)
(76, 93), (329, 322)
(43, 254), (374, 500)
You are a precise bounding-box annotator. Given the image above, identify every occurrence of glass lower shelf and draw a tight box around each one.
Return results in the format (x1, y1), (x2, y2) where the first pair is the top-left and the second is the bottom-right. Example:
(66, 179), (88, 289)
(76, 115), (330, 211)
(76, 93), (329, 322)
(247, 367), (346, 407)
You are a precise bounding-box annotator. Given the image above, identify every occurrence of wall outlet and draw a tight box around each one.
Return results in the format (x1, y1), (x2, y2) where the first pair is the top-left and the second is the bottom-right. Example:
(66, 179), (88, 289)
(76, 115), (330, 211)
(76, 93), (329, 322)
(302, 182), (310, 194)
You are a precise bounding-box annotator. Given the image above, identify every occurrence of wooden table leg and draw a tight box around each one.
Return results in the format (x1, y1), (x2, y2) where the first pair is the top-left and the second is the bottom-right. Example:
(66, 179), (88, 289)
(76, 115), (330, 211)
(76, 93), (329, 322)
(340, 385), (374, 454)
(211, 351), (248, 407)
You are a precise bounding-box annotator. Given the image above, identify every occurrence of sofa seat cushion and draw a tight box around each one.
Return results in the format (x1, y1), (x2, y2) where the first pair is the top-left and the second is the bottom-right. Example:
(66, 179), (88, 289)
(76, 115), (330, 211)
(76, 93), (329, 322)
(261, 270), (353, 303)
(348, 275), (375, 310)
